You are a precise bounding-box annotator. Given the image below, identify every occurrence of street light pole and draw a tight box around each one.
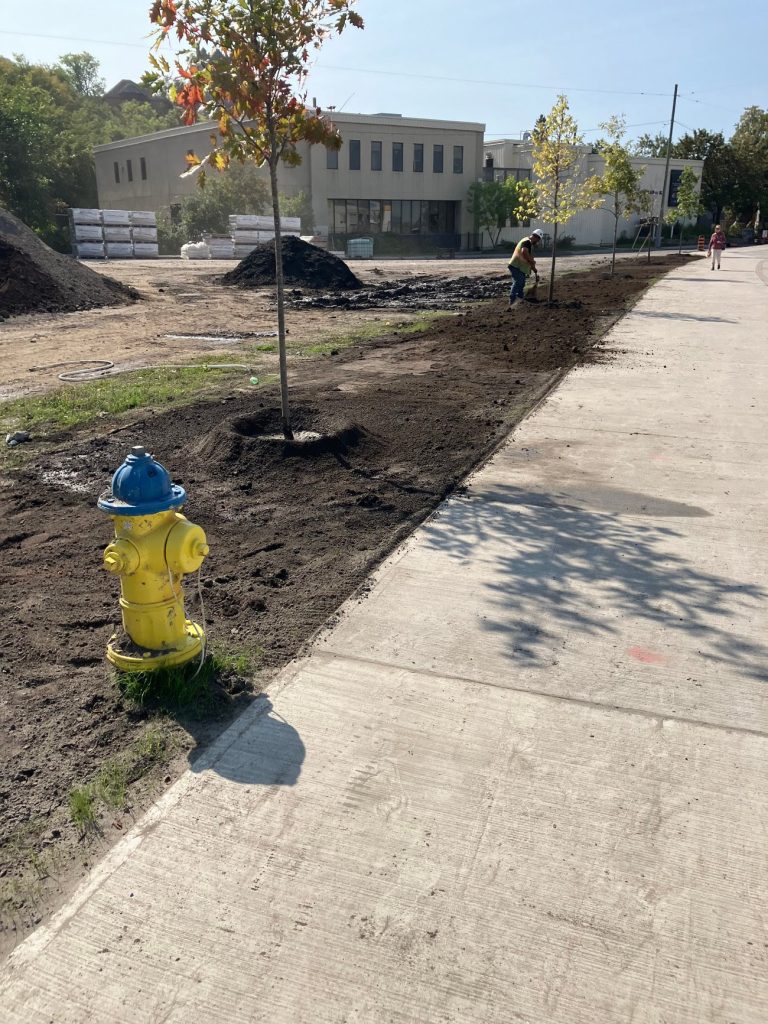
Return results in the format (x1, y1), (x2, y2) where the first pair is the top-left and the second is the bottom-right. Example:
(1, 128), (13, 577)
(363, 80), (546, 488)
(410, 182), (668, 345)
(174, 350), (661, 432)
(656, 83), (679, 247)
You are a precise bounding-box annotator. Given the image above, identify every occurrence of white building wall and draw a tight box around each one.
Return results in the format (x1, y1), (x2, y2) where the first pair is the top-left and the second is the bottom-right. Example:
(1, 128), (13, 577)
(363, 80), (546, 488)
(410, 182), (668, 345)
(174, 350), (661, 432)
(483, 139), (703, 248)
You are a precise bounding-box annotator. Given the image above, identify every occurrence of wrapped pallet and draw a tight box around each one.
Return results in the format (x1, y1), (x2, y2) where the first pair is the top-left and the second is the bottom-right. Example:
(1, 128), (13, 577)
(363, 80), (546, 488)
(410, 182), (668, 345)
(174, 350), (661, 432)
(76, 242), (106, 259)
(102, 209), (132, 226)
(74, 223), (104, 241)
(129, 211), (157, 227)
(132, 242), (159, 258)
(71, 208), (102, 225)
(206, 235), (235, 259)
(105, 242), (134, 258)
(104, 226), (132, 242)
(131, 226), (158, 243)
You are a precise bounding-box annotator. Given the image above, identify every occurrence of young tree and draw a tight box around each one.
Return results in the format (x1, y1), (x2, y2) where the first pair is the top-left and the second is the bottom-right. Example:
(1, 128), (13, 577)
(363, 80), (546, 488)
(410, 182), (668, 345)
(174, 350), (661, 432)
(531, 94), (599, 302)
(468, 180), (509, 248)
(586, 116), (647, 275)
(664, 166), (703, 253)
(467, 178), (536, 248)
(148, 0), (363, 440)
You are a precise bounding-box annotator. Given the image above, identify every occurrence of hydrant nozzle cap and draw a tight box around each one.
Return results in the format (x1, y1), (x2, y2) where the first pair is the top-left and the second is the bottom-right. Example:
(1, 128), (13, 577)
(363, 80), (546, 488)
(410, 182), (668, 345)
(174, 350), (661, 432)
(97, 447), (187, 517)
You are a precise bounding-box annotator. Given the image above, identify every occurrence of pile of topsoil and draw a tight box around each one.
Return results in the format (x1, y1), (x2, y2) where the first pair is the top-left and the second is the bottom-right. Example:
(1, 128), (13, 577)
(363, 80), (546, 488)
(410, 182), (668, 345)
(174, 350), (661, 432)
(222, 235), (362, 290)
(0, 207), (138, 320)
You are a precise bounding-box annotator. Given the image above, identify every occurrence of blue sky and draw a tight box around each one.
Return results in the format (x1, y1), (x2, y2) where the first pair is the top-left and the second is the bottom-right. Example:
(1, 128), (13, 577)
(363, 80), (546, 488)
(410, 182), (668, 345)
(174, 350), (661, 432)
(2, 0), (764, 142)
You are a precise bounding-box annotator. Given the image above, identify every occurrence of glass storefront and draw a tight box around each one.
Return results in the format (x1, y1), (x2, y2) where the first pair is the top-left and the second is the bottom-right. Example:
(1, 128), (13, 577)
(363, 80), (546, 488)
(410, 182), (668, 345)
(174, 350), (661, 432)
(329, 199), (456, 236)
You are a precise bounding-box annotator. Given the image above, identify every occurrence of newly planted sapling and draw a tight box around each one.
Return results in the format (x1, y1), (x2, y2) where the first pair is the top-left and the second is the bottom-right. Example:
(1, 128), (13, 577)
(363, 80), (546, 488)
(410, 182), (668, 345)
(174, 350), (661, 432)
(147, 0), (364, 439)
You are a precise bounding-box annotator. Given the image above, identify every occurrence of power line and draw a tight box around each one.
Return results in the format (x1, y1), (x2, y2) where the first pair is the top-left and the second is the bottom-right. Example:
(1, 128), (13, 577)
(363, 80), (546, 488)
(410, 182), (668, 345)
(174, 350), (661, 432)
(0, 29), (148, 49)
(313, 62), (673, 98)
(580, 119), (670, 134)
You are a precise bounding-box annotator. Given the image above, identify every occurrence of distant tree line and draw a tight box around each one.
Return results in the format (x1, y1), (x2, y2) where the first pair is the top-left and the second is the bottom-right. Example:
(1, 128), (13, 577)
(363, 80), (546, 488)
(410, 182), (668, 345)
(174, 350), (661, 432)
(0, 52), (179, 249)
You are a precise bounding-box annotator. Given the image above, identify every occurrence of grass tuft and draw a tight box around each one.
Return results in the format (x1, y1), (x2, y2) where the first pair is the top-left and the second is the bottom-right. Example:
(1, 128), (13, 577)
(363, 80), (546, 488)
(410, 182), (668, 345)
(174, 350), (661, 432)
(68, 787), (97, 835)
(94, 761), (128, 810)
(115, 647), (257, 718)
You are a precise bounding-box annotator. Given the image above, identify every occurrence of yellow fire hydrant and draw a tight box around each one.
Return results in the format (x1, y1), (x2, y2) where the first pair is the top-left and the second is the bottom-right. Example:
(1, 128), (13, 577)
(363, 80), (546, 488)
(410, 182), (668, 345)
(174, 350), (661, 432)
(98, 445), (209, 671)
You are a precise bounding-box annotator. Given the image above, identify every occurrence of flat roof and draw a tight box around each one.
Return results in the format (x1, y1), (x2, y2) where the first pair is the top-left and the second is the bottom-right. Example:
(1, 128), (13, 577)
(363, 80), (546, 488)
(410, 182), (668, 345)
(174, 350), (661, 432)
(94, 111), (485, 152)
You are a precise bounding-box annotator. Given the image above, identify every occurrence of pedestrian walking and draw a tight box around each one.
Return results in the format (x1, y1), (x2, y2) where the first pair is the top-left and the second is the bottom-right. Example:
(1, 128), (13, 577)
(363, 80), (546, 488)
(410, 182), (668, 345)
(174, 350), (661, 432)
(707, 224), (726, 270)
(508, 229), (543, 307)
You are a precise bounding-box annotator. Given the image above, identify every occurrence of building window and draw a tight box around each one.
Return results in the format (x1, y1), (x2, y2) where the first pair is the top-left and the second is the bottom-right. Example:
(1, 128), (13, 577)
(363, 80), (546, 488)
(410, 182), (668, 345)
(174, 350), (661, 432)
(433, 145), (444, 173)
(140, 157), (147, 180)
(330, 198), (457, 237)
(390, 200), (402, 233)
(413, 143), (423, 173)
(392, 142), (403, 173)
(113, 161), (120, 184)
(453, 146), (464, 174)
(327, 147), (339, 170)
(349, 139), (361, 171)
(126, 159), (133, 183)
(371, 141), (382, 171)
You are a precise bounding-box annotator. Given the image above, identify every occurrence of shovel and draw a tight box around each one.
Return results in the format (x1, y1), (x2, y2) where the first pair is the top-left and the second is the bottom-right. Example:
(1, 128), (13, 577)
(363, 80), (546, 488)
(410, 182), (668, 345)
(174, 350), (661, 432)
(524, 271), (540, 303)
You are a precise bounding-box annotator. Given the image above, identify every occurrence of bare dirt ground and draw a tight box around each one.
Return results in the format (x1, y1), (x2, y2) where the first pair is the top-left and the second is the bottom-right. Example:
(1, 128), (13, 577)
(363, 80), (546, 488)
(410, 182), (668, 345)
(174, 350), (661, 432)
(0, 253), (690, 955)
(1, 252), (641, 399)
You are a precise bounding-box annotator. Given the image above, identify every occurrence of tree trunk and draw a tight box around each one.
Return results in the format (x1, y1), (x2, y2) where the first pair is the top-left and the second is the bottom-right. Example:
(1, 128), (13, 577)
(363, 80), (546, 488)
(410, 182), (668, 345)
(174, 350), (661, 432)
(611, 212), (618, 277)
(548, 222), (558, 303)
(269, 156), (293, 440)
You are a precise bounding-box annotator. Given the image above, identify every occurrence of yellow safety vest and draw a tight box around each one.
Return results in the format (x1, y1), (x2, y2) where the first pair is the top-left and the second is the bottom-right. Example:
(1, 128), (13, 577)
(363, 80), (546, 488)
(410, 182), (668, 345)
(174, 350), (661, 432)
(509, 237), (534, 275)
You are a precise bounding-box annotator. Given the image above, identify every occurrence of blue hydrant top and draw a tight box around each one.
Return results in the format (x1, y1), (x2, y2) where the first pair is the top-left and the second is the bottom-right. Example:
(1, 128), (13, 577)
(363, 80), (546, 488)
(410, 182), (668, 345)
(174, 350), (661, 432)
(97, 446), (187, 516)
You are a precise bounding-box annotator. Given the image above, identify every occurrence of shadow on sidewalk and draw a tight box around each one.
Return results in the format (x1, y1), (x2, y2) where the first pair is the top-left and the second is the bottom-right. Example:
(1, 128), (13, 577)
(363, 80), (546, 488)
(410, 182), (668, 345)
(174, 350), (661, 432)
(629, 310), (738, 323)
(189, 696), (305, 785)
(424, 487), (768, 682)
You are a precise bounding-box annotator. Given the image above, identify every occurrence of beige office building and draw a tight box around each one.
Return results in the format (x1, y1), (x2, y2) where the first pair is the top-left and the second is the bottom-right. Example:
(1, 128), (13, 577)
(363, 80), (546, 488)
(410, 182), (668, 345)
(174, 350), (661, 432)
(94, 111), (486, 247)
(94, 111), (704, 251)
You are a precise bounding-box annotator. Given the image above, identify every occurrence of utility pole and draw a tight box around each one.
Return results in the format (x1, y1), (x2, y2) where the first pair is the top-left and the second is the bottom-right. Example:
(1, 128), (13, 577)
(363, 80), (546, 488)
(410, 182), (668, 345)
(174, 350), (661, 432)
(656, 83), (678, 247)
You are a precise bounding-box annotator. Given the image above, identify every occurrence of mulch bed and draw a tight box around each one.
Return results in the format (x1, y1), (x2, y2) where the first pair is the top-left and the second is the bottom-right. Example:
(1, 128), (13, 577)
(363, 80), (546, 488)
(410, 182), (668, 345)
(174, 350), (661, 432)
(0, 254), (687, 950)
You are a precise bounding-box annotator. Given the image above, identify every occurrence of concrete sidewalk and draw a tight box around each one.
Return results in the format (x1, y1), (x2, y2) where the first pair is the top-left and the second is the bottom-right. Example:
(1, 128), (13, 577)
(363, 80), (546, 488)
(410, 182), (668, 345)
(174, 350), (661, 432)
(3, 249), (767, 1023)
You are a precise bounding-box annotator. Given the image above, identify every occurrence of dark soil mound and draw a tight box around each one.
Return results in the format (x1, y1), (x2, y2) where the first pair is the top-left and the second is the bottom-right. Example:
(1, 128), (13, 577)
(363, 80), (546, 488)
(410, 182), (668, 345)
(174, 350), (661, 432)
(222, 235), (362, 290)
(0, 207), (138, 320)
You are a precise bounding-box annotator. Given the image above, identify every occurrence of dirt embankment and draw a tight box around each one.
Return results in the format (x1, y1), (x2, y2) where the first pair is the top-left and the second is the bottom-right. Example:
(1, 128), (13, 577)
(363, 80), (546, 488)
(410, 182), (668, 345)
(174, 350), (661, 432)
(0, 208), (137, 320)
(0, 255), (688, 953)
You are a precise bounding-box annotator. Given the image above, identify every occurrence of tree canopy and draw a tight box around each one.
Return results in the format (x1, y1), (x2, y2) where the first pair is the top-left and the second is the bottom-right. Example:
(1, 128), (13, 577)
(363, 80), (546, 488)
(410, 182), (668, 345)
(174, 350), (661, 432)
(0, 52), (179, 248)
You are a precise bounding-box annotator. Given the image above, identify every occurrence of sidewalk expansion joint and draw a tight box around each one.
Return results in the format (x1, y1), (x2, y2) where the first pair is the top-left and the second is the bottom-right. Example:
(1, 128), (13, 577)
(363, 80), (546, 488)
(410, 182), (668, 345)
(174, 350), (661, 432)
(314, 648), (768, 740)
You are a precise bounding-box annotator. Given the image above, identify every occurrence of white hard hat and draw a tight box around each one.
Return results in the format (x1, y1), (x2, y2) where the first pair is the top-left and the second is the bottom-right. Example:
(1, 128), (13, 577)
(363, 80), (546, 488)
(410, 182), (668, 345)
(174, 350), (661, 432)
(531, 229), (544, 239)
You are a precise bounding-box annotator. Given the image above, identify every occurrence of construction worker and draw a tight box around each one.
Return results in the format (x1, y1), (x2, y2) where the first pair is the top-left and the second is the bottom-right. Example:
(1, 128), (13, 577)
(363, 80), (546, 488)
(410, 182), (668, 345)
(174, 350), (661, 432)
(508, 228), (543, 308)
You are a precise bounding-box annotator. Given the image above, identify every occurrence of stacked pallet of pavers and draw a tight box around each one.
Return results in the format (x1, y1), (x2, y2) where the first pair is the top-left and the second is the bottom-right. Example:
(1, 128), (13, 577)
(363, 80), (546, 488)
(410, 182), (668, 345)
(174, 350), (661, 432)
(102, 210), (133, 259)
(229, 214), (301, 259)
(70, 209), (105, 260)
(130, 211), (159, 258)
(206, 234), (235, 259)
(69, 208), (159, 259)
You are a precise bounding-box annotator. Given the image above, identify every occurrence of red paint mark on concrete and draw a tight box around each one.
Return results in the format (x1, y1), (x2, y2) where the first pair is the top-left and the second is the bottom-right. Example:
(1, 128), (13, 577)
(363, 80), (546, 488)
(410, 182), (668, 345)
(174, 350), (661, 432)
(627, 646), (667, 665)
